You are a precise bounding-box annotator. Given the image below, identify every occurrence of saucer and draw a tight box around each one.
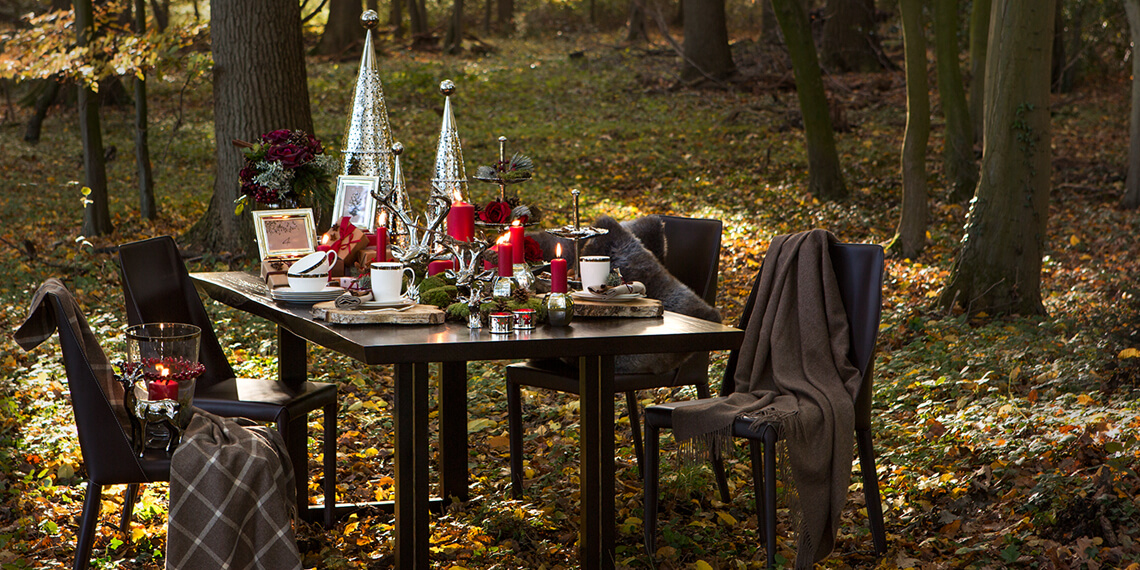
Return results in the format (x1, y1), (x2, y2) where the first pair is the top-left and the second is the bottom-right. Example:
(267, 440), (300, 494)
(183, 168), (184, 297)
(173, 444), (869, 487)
(358, 297), (415, 310)
(271, 286), (344, 303)
(571, 291), (646, 303)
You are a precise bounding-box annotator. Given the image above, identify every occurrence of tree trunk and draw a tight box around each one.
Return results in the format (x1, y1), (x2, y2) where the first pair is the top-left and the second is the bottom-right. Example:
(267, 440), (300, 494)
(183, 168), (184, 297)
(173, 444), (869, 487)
(390, 0), (404, 38)
(408, 0), (430, 43)
(820, 0), (884, 72)
(968, 0), (990, 145)
(75, 0), (112, 236)
(444, 0), (463, 53)
(496, 0), (514, 33)
(939, 0), (1054, 316)
(933, 0), (978, 202)
(626, 0), (648, 43)
(187, 0), (315, 257)
(889, 0), (929, 260)
(317, 0), (366, 57)
(1051, 0), (1068, 92)
(134, 0), (156, 219)
(149, 0), (169, 31)
(1123, 0), (1140, 209)
(760, 0), (778, 44)
(483, 0), (492, 35)
(23, 77), (61, 144)
(680, 0), (735, 83)
(772, 0), (847, 200)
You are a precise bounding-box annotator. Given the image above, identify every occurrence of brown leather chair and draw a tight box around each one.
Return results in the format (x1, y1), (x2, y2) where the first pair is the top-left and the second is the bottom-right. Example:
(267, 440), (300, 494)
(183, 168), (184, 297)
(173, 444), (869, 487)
(505, 215), (730, 500)
(117, 236), (337, 528)
(643, 241), (889, 567)
(17, 280), (172, 570)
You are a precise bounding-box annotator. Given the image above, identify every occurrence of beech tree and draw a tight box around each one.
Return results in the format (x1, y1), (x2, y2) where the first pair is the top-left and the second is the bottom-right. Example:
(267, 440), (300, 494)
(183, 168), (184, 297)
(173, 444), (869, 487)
(75, 0), (112, 236)
(133, 0), (156, 219)
(680, 0), (734, 83)
(187, 0), (314, 256)
(933, 0), (978, 202)
(820, 0), (885, 72)
(317, 0), (366, 57)
(939, 0), (1055, 316)
(889, 0), (929, 260)
(1124, 0), (1140, 209)
(968, 0), (991, 144)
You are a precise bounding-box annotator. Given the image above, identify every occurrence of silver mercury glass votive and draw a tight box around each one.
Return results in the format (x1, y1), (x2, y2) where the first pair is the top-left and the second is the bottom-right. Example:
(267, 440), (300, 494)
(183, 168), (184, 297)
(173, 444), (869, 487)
(489, 312), (514, 334)
(544, 293), (574, 326)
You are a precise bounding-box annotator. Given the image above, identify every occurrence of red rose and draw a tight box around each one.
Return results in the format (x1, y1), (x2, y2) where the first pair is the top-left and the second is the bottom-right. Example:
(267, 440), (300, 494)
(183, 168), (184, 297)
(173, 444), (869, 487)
(523, 236), (543, 263)
(478, 200), (513, 224)
(267, 143), (312, 169)
(261, 129), (293, 145)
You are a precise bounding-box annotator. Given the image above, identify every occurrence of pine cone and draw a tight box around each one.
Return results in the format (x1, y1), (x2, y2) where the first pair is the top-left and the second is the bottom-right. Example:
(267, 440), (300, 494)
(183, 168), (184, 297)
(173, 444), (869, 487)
(511, 283), (531, 304)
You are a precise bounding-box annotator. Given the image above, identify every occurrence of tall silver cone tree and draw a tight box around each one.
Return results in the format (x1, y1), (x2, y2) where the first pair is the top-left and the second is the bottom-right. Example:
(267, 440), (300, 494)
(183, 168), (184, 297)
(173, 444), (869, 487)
(939, 0), (1055, 316)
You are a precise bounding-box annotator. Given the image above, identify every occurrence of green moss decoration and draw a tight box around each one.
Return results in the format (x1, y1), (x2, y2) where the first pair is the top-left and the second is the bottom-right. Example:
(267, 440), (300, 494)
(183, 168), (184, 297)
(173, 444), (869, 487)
(420, 285), (458, 307)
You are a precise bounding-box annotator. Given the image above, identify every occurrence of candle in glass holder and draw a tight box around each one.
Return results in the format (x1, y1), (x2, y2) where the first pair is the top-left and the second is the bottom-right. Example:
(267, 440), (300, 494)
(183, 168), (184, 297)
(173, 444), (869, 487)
(147, 366), (179, 400)
(498, 242), (513, 277)
(447, 201), (475, 242)
(509, 222), (525, 264)
(551, 245), (568, 294)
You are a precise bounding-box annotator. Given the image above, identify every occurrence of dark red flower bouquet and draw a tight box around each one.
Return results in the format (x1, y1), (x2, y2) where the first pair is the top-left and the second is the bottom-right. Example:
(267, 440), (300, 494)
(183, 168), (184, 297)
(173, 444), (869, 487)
(476, 195), (539, 225)
(234, 129), (337, 214)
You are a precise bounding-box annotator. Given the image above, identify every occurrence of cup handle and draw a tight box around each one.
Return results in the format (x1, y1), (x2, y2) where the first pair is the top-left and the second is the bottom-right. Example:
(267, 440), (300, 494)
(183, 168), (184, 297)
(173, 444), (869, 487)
(326, 250), (339, 268)
(401, 267), (415, 294)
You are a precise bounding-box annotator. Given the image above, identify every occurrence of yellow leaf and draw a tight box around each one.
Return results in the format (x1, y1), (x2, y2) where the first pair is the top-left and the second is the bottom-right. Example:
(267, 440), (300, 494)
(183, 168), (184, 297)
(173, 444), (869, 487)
(131, 527), (146, 542)
(1009, 366), (1021, 382)
(1070, 235), (1080, 246)
(1119, 348), (1140, 359)
(695, 561), (714, 570)
(363, 447), (379, 457)
(344, 521), (358, 534)
(467, 418), (496, 433)
(716, 511), (737, 526)
(487, 435), (510, 449)
(1077, 394), (1094, 405)
(655, 546), (677, 558)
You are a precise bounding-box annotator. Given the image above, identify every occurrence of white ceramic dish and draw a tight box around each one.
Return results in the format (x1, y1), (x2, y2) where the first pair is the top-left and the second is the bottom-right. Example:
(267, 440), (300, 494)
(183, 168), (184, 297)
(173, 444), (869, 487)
(571, 291), (646, 303)
(358, 297), (415, 310)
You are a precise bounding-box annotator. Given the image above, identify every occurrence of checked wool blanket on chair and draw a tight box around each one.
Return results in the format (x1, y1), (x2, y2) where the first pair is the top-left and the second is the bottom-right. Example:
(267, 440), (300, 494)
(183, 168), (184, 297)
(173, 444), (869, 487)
(672, 229), (862, 569)
(167, 411), (301, 570)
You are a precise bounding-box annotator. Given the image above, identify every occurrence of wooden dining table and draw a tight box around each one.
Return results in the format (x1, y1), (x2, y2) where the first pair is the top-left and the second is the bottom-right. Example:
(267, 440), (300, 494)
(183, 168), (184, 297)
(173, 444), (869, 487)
(190, 271), (744, 569)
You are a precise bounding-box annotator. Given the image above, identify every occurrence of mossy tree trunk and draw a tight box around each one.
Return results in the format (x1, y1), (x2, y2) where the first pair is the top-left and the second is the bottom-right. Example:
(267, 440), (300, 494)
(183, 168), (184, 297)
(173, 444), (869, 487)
(933, 0), (978, 202)
(821, 0), (884, 72)
(188, 0), (314, 258)
(1123, 0), (1140, 209)
(889, 0), (929, 261)
(680, 0), (734, 83)
(968, 0), (990, 145)
(939, 0), (1054, 316)
(771, 0), (847, 201)
(75, 0), (112, 236)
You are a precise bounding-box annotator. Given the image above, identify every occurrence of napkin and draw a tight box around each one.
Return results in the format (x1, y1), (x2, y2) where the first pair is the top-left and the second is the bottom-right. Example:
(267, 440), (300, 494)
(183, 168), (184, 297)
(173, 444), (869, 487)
(334, 291), (372, 310)
(587, 281), (645, 298)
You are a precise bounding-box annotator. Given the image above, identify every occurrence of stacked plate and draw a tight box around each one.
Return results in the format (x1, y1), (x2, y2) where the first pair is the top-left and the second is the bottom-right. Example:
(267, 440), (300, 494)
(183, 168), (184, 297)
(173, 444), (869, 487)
(270, 286), (344, 304)
(571, 290), (646, 303)
(358, 297), (415, 310)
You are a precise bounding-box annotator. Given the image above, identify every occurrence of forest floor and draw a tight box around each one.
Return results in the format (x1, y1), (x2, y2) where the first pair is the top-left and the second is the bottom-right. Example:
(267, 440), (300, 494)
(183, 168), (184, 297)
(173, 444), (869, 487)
(1, 33), (1140, 569)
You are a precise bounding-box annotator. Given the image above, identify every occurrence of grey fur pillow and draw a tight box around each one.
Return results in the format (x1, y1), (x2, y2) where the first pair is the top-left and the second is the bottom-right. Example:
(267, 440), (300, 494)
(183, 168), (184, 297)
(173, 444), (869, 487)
(580, 215), (722, 374)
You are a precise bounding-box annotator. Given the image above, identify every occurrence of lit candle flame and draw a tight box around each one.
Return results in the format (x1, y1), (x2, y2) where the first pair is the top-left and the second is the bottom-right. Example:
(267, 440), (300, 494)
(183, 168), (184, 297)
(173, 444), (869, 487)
(321, 233), (331, 245)
(512, 219), (521, 227)
(556, 243), (562, 257)
(378, 209), (389, 227)
(496, 233), (510, 245)
(156, 364), (169, 377)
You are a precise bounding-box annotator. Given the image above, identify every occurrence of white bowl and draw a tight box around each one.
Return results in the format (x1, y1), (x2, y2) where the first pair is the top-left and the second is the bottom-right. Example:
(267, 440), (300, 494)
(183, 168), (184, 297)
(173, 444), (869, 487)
(287, 272), (330, 292)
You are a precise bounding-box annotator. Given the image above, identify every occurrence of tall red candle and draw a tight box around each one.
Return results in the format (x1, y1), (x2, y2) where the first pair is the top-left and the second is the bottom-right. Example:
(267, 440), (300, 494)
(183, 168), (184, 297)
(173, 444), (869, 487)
(550, 257), (568, 293)
(498, 242), (513, 277)
(427, 259), (455, 276)
(376, 226), (389, 262)
(509, 223), (525, 264)
(447, 201), (475, 242)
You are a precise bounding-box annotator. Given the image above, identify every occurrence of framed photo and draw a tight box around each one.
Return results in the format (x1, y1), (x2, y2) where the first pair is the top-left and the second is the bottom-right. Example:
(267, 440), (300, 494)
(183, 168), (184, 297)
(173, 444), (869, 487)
(332, 175), (381, 231)
(252, 208), (317, 260)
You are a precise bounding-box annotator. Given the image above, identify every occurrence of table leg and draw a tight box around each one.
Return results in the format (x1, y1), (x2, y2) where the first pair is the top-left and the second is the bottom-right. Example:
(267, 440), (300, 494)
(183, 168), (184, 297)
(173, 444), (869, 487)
(277, 325), (307, 391)
(439, 361), (469, 504)
(578, 354), (616, 569)
(394, 361), (431, 570)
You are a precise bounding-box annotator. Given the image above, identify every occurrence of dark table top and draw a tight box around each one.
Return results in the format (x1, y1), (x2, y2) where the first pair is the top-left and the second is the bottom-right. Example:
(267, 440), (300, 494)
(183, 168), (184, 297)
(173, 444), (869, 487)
(190, 271), (744, 364)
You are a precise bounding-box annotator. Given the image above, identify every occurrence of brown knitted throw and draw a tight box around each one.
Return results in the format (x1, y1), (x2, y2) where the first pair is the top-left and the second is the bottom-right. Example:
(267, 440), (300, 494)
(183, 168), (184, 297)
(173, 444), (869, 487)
(672, 230), (862, 569)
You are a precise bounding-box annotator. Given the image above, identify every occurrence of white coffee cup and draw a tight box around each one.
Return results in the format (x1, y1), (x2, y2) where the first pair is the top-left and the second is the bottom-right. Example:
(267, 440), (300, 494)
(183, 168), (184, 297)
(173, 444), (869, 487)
(290, 250), (338, 276)
(578, 256), (611, 292)
(370, 262), (415, 303)
(287, 272), (330, 292)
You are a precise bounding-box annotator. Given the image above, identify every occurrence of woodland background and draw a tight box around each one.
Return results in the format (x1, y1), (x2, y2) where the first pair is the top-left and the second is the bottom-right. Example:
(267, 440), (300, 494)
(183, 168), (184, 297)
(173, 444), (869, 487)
(1, 0), (1140, 568)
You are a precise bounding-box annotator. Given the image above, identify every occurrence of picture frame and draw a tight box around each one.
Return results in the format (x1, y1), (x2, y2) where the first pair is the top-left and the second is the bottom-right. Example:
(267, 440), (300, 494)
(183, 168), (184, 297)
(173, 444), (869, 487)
(252, 208), (318, 260)
(332, 175), (381, 231)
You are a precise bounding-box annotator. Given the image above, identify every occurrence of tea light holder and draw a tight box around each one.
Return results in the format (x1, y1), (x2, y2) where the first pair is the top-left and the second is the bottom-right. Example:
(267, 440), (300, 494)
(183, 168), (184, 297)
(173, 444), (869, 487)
(489, 312), (514, 334)
(544, 292), (574, 327)
(512, 308), (535, 330)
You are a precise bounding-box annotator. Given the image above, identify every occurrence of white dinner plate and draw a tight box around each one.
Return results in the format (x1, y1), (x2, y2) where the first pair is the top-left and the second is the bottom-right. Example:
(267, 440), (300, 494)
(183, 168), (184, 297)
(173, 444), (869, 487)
(358, 297), (415, 309)
(270, 286), (344, 302)
(571, 291), (646, 303)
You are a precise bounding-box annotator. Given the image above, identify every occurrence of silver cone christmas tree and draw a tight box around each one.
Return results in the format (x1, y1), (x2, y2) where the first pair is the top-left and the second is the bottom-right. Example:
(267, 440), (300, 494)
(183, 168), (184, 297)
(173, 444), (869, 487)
(341, 10), (395, 195)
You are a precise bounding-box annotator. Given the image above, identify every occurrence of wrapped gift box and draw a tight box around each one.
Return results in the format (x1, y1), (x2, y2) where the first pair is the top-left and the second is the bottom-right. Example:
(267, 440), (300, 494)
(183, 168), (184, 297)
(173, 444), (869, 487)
(261, 255), (305, 289)
(319, 217), (367, 277)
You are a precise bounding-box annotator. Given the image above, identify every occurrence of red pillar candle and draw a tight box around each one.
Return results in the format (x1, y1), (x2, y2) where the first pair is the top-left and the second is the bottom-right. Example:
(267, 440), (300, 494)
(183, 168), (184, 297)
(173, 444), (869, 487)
(376, 226), (389, 262)
(551, 256), (568, 293)
(498, 242), (513, 277)
(427, 259), (455, 276)
(509, 222), (525, 264)
(484, 245), (497, 271)
(447, 201), (475, 242)
(147, 378), (178, 400)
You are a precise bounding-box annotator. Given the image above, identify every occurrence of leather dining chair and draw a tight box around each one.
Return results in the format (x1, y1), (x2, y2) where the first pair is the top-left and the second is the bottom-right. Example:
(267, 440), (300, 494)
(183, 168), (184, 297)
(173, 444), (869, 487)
(16, 280), (172, 570)
(117, 236), (337, 528)
(505, 215), (730, 501)
(642, 241), (889, 568)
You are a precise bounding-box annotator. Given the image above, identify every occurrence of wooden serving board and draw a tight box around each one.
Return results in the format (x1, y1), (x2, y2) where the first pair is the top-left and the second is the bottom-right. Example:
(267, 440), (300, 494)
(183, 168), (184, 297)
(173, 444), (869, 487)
(570, 296), (663, 318)
(311, 302), (446, 325)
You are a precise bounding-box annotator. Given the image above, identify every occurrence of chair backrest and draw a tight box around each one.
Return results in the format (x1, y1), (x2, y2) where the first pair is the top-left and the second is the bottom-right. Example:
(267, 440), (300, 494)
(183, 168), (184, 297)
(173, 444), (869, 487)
(117, 236), (237, 391)
(721, 240), (884, 428)
(659, 215), (723, 306)
(38, 288), (149, 484)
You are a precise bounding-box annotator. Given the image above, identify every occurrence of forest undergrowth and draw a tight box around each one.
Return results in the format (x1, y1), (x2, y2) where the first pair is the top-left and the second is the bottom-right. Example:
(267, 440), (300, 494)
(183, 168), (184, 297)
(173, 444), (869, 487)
(1, 34), (1139, 569)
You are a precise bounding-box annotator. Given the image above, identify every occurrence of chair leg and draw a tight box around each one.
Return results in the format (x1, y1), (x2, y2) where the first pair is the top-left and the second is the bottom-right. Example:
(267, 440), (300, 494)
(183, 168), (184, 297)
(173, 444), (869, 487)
(749, 439), (765, 536)
(506, 378), (525, 499)
(279, 413), (309, 522)
(697, 381), (731, 503)
(625, 391), (644, 476)
(763, 427), (778, 570)
(74, 482), (102, 570)
(120, 483), (140, 532)
(642, 421), (660, 561)
(322, 402), (337, 529)
(857, 429), (888, 554)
